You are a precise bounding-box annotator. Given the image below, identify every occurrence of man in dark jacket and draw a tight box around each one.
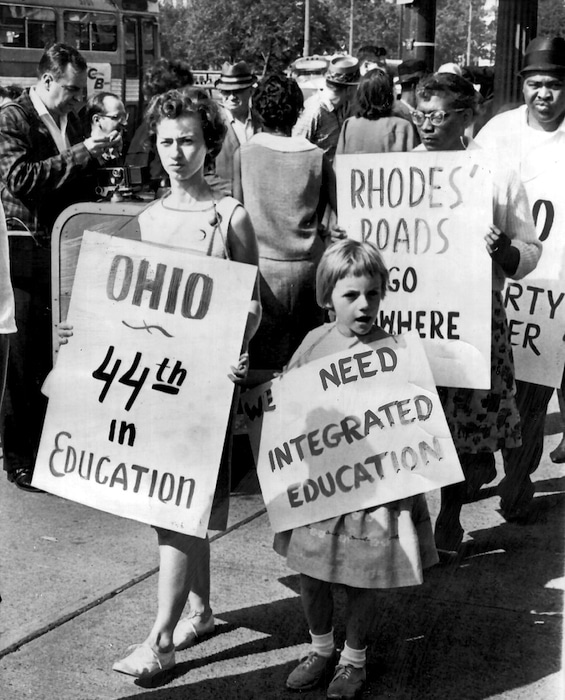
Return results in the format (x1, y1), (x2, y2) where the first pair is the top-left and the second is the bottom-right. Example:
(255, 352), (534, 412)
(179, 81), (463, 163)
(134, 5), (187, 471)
(0, 43), (118, 491)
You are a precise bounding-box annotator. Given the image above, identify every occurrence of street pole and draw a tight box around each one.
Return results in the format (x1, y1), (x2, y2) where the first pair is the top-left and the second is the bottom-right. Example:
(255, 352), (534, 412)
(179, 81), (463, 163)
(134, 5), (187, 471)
(493, 0), (537, 111)
(466, 0), (472, 65)
(303, 0), (310, 57)
(349, 0), (354, 56)
(402, 0), (437, 71)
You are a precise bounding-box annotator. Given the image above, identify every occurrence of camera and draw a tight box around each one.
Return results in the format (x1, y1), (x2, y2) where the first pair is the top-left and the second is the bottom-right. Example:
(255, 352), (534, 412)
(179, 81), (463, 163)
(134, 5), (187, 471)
(95, 165), (143, 199)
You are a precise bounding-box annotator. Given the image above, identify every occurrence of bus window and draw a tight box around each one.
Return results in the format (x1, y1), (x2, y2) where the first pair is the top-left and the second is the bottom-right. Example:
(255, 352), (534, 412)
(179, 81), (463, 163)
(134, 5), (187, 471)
(124, 17), (137, 79)
(0, 5), (56, 48)
(91, 14), (117, 52)
(63, 11), (117, 52)
(142, 19), (156, 67)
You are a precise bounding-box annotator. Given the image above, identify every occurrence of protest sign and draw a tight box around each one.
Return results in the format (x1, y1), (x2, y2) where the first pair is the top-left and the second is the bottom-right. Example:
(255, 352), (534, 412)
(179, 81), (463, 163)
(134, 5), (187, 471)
(241, 331), (463, 533)
(503, 145), (565, 388)
(33, 231), (257, 538)
(335, 151), (493, 389)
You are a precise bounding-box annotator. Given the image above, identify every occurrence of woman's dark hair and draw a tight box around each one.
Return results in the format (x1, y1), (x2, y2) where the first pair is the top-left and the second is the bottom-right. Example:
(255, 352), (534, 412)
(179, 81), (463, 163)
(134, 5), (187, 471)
(142, 58), (194, 99)
(145, 88), (227, 159)
(416, 72), (478, 113)
(253, 74), (304, 133)
(354, 68), (394, 119)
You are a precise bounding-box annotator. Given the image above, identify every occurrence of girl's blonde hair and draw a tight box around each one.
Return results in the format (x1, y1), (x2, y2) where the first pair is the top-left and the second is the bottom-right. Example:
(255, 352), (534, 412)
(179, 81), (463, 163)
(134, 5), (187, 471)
(316, 239), (389, 308)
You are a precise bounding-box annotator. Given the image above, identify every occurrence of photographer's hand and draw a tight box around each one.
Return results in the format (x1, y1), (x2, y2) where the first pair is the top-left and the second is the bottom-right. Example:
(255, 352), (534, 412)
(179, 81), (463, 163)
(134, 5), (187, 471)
(84, 131), (123, 159)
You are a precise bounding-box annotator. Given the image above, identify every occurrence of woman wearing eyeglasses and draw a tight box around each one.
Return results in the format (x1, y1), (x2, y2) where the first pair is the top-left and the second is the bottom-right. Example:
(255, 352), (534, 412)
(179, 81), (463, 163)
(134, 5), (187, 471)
(412, 73), (542, 555)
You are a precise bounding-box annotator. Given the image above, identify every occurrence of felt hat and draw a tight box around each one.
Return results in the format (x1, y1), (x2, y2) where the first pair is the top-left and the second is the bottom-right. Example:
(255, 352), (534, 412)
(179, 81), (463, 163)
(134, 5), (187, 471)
(215, 61), (256, 91)
(520, 36), (565, 75)
(325, 56), (361, 86)
(397, 58), (428, 84)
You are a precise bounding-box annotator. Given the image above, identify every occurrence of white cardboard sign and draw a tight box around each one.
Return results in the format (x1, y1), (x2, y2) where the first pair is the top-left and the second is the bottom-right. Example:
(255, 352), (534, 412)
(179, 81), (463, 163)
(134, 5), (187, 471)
(33, 231), (257, 537)
(242, 331), (464, 533)
(335, 151), (493, 389)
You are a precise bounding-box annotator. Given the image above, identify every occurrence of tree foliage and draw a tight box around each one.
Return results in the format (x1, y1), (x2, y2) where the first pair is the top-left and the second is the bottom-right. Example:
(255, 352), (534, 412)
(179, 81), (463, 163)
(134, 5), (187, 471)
(159, 0), (343, 74)
(538, 0), (565, 36)
(158, 0), (500, 74)
(434, 0), (496, 67)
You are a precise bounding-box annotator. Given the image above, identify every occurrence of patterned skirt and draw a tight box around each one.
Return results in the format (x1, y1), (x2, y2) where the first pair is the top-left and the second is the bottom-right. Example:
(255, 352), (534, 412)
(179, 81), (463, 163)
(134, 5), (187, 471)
(274, 495), (439, 589)
(438, 290), (521, 453)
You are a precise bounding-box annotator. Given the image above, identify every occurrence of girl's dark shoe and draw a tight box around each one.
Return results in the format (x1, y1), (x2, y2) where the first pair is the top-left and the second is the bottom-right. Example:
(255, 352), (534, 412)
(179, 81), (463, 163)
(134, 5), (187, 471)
(326, 664), (366, 699)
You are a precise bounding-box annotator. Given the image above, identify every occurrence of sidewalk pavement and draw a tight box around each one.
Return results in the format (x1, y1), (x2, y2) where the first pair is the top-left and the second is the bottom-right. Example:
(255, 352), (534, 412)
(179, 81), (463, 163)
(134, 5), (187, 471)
(1, 413), (564, 699)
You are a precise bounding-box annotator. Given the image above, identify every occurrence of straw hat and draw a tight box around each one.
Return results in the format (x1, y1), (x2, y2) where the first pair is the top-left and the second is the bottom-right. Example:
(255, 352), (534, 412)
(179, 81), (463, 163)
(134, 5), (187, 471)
(215, 61), (256, 91)
(325, 56), (361, 86)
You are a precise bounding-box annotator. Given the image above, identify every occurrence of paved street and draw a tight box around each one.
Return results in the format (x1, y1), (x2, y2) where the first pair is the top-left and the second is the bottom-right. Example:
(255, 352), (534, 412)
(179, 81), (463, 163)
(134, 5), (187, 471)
(1, 407), (564, 700)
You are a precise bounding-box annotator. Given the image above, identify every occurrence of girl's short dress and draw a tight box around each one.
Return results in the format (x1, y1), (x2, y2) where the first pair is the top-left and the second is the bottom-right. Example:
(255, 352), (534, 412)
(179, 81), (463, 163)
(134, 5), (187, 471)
(273, 323), (439, 589)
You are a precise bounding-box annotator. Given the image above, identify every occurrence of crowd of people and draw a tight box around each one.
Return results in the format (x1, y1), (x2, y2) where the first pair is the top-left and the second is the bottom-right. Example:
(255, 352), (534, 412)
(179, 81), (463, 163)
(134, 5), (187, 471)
(0, 34), (563, 700)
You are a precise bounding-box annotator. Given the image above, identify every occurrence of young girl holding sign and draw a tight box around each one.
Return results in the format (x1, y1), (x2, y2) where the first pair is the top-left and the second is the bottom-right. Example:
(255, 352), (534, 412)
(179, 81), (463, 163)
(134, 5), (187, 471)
(275, 239), (438, 699)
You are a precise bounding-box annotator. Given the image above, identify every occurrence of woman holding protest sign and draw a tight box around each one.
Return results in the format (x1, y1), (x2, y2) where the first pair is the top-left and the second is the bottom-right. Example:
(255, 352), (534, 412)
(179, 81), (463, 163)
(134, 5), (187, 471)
(275, 239), (438, 699)
(412, 72), (541, 554)
(110, 88), (261, 680)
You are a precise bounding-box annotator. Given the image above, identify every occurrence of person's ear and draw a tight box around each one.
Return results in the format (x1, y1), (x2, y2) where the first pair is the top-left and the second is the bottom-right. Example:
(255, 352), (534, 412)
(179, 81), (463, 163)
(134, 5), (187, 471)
(42, 72), (54, 90)
(462, 107), (474, 128)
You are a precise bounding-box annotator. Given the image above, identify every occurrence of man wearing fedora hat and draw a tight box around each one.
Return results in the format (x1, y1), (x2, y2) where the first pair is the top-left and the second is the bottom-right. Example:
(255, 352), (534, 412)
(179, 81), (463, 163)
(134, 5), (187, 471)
(477, 36), (565, 522)
(478, 36), (565, 144)
(293, 55), (360, 164)
(213, 61), (262, 191)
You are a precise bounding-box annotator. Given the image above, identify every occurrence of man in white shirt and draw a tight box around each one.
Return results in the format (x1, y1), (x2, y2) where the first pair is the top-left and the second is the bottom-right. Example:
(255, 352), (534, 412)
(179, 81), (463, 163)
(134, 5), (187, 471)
(477, 36), (565, 522)
(293, 55), (360, 165)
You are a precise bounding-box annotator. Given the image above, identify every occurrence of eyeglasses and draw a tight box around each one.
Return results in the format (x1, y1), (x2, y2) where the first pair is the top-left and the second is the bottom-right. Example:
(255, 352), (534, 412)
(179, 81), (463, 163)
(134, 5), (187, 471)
(411, 109), (466, 127)
(101, 113), (128, 125)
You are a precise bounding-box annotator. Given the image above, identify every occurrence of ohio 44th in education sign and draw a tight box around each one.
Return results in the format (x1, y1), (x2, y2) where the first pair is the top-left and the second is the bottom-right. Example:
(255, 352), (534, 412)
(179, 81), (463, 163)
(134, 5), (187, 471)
(33, 231), (257, 538)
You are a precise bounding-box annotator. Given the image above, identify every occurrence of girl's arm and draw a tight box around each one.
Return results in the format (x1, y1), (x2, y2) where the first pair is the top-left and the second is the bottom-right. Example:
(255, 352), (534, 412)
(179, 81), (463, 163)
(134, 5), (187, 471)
(227, 205), (262, 346)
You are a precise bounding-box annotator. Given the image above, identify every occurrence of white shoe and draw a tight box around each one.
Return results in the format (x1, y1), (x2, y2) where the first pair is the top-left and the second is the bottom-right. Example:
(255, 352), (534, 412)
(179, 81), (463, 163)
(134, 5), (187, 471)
(112, 643), (175, 679)
(173, 611), (215, 651)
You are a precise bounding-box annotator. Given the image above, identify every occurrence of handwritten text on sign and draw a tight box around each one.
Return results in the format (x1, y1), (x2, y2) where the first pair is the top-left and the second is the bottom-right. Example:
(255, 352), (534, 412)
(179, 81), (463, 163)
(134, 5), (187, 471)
(335, 151), (493, 389)
(242, 332), (463, 533)
(33, 231), (257, 537)
(503, 145), (565, 388)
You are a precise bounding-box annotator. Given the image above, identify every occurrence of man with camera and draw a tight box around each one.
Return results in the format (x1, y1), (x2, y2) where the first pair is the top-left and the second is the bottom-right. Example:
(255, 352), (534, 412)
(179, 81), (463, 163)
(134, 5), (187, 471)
(0, 43), (119, 491)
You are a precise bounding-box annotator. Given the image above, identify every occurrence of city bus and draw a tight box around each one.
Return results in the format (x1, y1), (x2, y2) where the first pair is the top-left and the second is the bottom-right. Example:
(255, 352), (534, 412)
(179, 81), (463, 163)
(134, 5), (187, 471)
(0, 0), (161, 129)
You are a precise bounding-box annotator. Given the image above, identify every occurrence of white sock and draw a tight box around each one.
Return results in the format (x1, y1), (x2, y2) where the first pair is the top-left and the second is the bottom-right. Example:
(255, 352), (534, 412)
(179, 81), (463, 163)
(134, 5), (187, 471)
(310, 629), (335, 658)
(339, 642), (366, 669)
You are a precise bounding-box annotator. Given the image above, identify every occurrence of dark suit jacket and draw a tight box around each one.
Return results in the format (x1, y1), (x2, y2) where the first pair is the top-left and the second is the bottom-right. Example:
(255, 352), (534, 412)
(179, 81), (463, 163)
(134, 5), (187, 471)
(213, 107), (262, 192)
(0, 90), (96, 233)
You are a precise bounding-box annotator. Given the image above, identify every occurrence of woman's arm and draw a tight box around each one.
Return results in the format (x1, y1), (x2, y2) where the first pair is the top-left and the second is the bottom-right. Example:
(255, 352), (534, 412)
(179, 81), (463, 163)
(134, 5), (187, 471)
(493, 169), (542, 280)
(227, 205), (262, 345)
